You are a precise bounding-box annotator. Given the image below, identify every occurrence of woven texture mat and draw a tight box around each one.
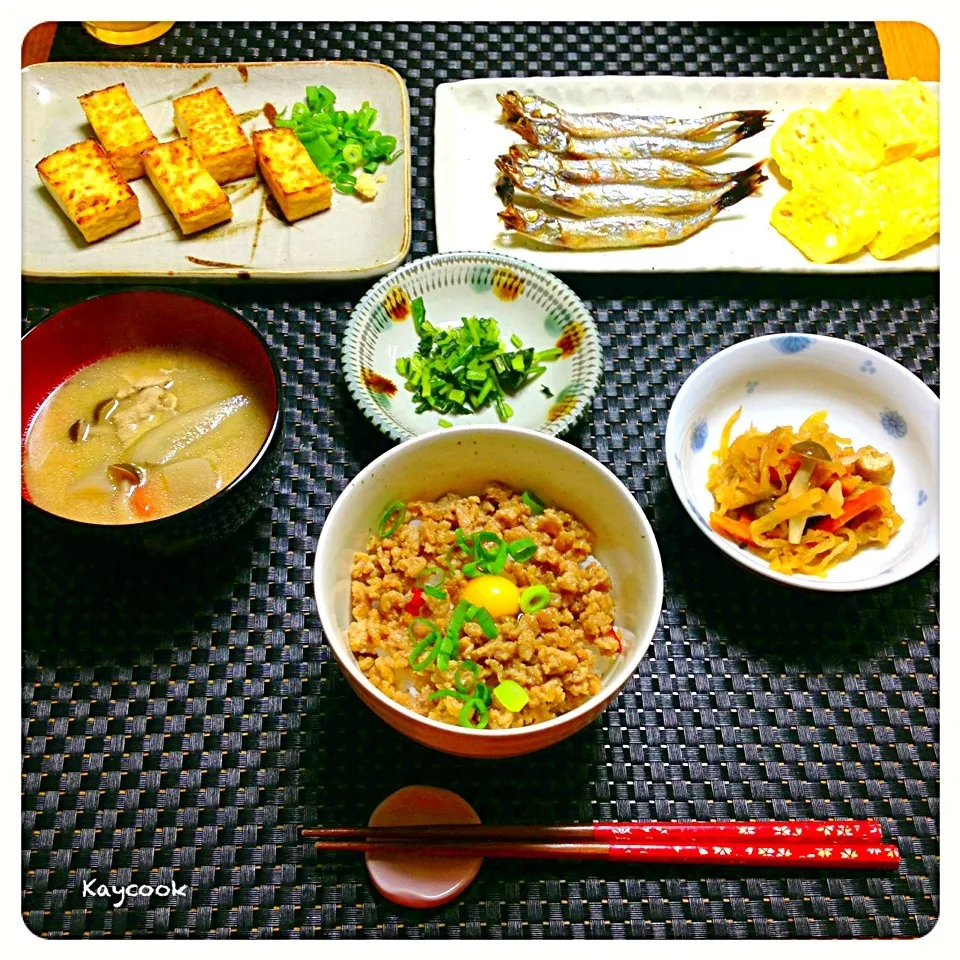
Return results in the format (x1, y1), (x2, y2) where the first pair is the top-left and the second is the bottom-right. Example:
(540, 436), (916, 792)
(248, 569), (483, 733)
(23, 22), (938, 938)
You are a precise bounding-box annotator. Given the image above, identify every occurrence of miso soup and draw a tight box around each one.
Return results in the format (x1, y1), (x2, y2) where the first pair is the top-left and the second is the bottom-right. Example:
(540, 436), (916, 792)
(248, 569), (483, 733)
(24, 347), (273, 524)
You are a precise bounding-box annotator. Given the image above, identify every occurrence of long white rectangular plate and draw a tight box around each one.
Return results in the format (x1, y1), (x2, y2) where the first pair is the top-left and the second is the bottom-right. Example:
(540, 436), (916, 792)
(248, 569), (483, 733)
(22, 60), (411, 281)
(434, 75), (939, 274)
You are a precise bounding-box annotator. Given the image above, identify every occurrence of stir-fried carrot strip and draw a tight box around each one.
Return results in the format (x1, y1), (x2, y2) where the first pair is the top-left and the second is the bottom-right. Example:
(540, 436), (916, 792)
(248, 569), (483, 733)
(815, 485), (888, 533)
(710, 512), (754, 545)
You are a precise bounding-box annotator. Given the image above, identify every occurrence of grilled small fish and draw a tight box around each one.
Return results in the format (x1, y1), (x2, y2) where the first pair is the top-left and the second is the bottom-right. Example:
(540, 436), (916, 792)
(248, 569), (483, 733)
(504, 145), (767, 189)
(497, 176), (763, 249)
(498, 90), (769, 141)
(495, 156), (765, 217)
(512, 115), (768, 162)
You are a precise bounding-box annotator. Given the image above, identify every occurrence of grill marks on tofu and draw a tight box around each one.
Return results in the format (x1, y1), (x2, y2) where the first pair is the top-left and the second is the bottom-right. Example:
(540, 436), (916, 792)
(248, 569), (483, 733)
(252, 126), (332, 222)
(142, 139), (233, 235)
(77, 83), (158, 181)
(36, 139), (141, 243)
(173, 87), (256, 185)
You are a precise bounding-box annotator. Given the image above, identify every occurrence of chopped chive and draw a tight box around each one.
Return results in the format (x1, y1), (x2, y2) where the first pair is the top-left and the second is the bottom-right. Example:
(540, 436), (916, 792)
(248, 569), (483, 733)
(394, 304), (562, 425)
(423, 584), (447, 601)
(377, 501), (406, 537)
(521, 490), (546, 515)
(458, 698), (489, 729)
(438, 418), (453, 428)
(485, 540), (509, 576)
(507, 537), (538, 562)
(475, 607), (498, 639)
(278, 85), (397, 180)
(519, 585), (552, 614)
(454, 660), (480, 694)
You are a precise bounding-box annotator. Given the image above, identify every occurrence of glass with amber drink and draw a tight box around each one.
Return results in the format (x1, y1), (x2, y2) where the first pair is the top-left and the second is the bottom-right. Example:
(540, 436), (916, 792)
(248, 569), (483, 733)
(81, 22), (175, 46)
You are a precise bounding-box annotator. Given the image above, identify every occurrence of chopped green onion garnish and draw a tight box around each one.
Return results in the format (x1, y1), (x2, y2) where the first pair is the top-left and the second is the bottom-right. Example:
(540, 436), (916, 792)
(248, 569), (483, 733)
(377, 501), (406, 537)
(485, 540), (509, 576)
(519, 585), (552, 615)
(507, 538), (538, 562)
(395, 300), (561, 424)
(493, 680), (529, 712)
(475, 607), (498, 639)
(423, 584), (447, 601)
(408, 633), (439, 671)
(454, 660), (480, 694)
(276, 86), (398, 183)
(462, 560), (482, 579)
(438, 418), (453, 428)
(475, 532), (503, 564)
(417, 566), (446, 587)
(521, 490), (546, 515)
(446, 599), (472, 648)
(429, 688), (469, 701)
(458, 697), (489, 729)
(474, 682), (492, 708)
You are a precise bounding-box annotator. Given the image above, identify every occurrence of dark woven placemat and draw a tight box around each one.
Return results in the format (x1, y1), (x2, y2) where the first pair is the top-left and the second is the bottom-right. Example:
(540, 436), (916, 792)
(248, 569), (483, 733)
(23, 22), (938, 938)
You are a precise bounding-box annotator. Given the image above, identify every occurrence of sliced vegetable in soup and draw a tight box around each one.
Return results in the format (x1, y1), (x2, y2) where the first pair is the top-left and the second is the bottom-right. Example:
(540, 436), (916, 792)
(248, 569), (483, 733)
(23, 347), (272, 524)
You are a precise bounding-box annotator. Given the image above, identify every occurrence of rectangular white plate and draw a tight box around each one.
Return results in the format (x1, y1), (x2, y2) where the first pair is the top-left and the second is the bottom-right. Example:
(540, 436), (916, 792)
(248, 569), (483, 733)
(22, 60), (411, 281)
(434, 75), (939, 274)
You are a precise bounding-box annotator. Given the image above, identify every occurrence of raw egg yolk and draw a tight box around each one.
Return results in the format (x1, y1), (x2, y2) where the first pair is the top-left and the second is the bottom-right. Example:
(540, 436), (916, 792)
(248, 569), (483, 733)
(460, 575), (521, 618)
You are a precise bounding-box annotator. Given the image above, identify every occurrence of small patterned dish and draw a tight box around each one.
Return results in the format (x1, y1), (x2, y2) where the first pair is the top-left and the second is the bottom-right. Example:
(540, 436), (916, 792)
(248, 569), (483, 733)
(342, 251), (602, 441)
(665, 333), (939, 591)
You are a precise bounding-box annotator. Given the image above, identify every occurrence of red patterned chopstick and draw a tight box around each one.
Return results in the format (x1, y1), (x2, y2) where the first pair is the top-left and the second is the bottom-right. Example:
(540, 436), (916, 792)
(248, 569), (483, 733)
(303, 820), (885, 844)
(315, 838), (900, 870)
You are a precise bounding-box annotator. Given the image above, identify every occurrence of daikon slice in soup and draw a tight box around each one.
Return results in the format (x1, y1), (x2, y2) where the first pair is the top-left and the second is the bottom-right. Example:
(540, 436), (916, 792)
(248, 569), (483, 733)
(23, 346), (273, 524)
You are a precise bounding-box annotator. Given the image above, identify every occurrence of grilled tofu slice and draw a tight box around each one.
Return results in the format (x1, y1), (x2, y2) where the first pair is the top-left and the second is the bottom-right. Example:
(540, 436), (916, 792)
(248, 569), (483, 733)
(141, 138), (233, 235)
(172, 87), (256, 184)
(77, 83), (159, 180)
(252, 127), (332, 222)
(36, 139), (141, 243)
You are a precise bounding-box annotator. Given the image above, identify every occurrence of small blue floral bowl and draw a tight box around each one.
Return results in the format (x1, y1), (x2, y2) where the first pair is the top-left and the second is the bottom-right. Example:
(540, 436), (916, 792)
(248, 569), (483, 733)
(665, 333), (939, 591)
(342, 251), (602, 442)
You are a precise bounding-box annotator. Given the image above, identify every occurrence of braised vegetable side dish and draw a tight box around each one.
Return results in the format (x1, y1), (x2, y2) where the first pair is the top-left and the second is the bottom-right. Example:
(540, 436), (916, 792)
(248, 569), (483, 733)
(23, 348), (272, 524)
(706, 410), (902, 575)
(348, 484), (624, 728)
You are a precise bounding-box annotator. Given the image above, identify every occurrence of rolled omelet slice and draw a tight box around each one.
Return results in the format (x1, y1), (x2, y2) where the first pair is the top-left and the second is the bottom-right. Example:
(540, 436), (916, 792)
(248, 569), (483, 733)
(823, 97), (886, 173)
(865, 156), (939, 259)
(771, 169), (880, 263)
(886, 78), (939, 159)
(769, 108), (841, 183)
(828, 88), (918, 165)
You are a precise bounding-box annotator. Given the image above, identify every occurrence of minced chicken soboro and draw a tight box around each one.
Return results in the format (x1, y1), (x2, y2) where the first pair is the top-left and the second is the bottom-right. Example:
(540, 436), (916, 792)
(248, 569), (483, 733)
(348, 483), (620, 729)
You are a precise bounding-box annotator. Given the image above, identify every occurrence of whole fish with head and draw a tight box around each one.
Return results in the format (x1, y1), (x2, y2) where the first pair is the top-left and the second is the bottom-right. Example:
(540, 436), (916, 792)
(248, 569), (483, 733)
(495, 156), (765, 217)
(512, 114), (768, 162)
(506, 144), (765, 188)
(496, 176), (764, 249)
(498, 90), (770, 140)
